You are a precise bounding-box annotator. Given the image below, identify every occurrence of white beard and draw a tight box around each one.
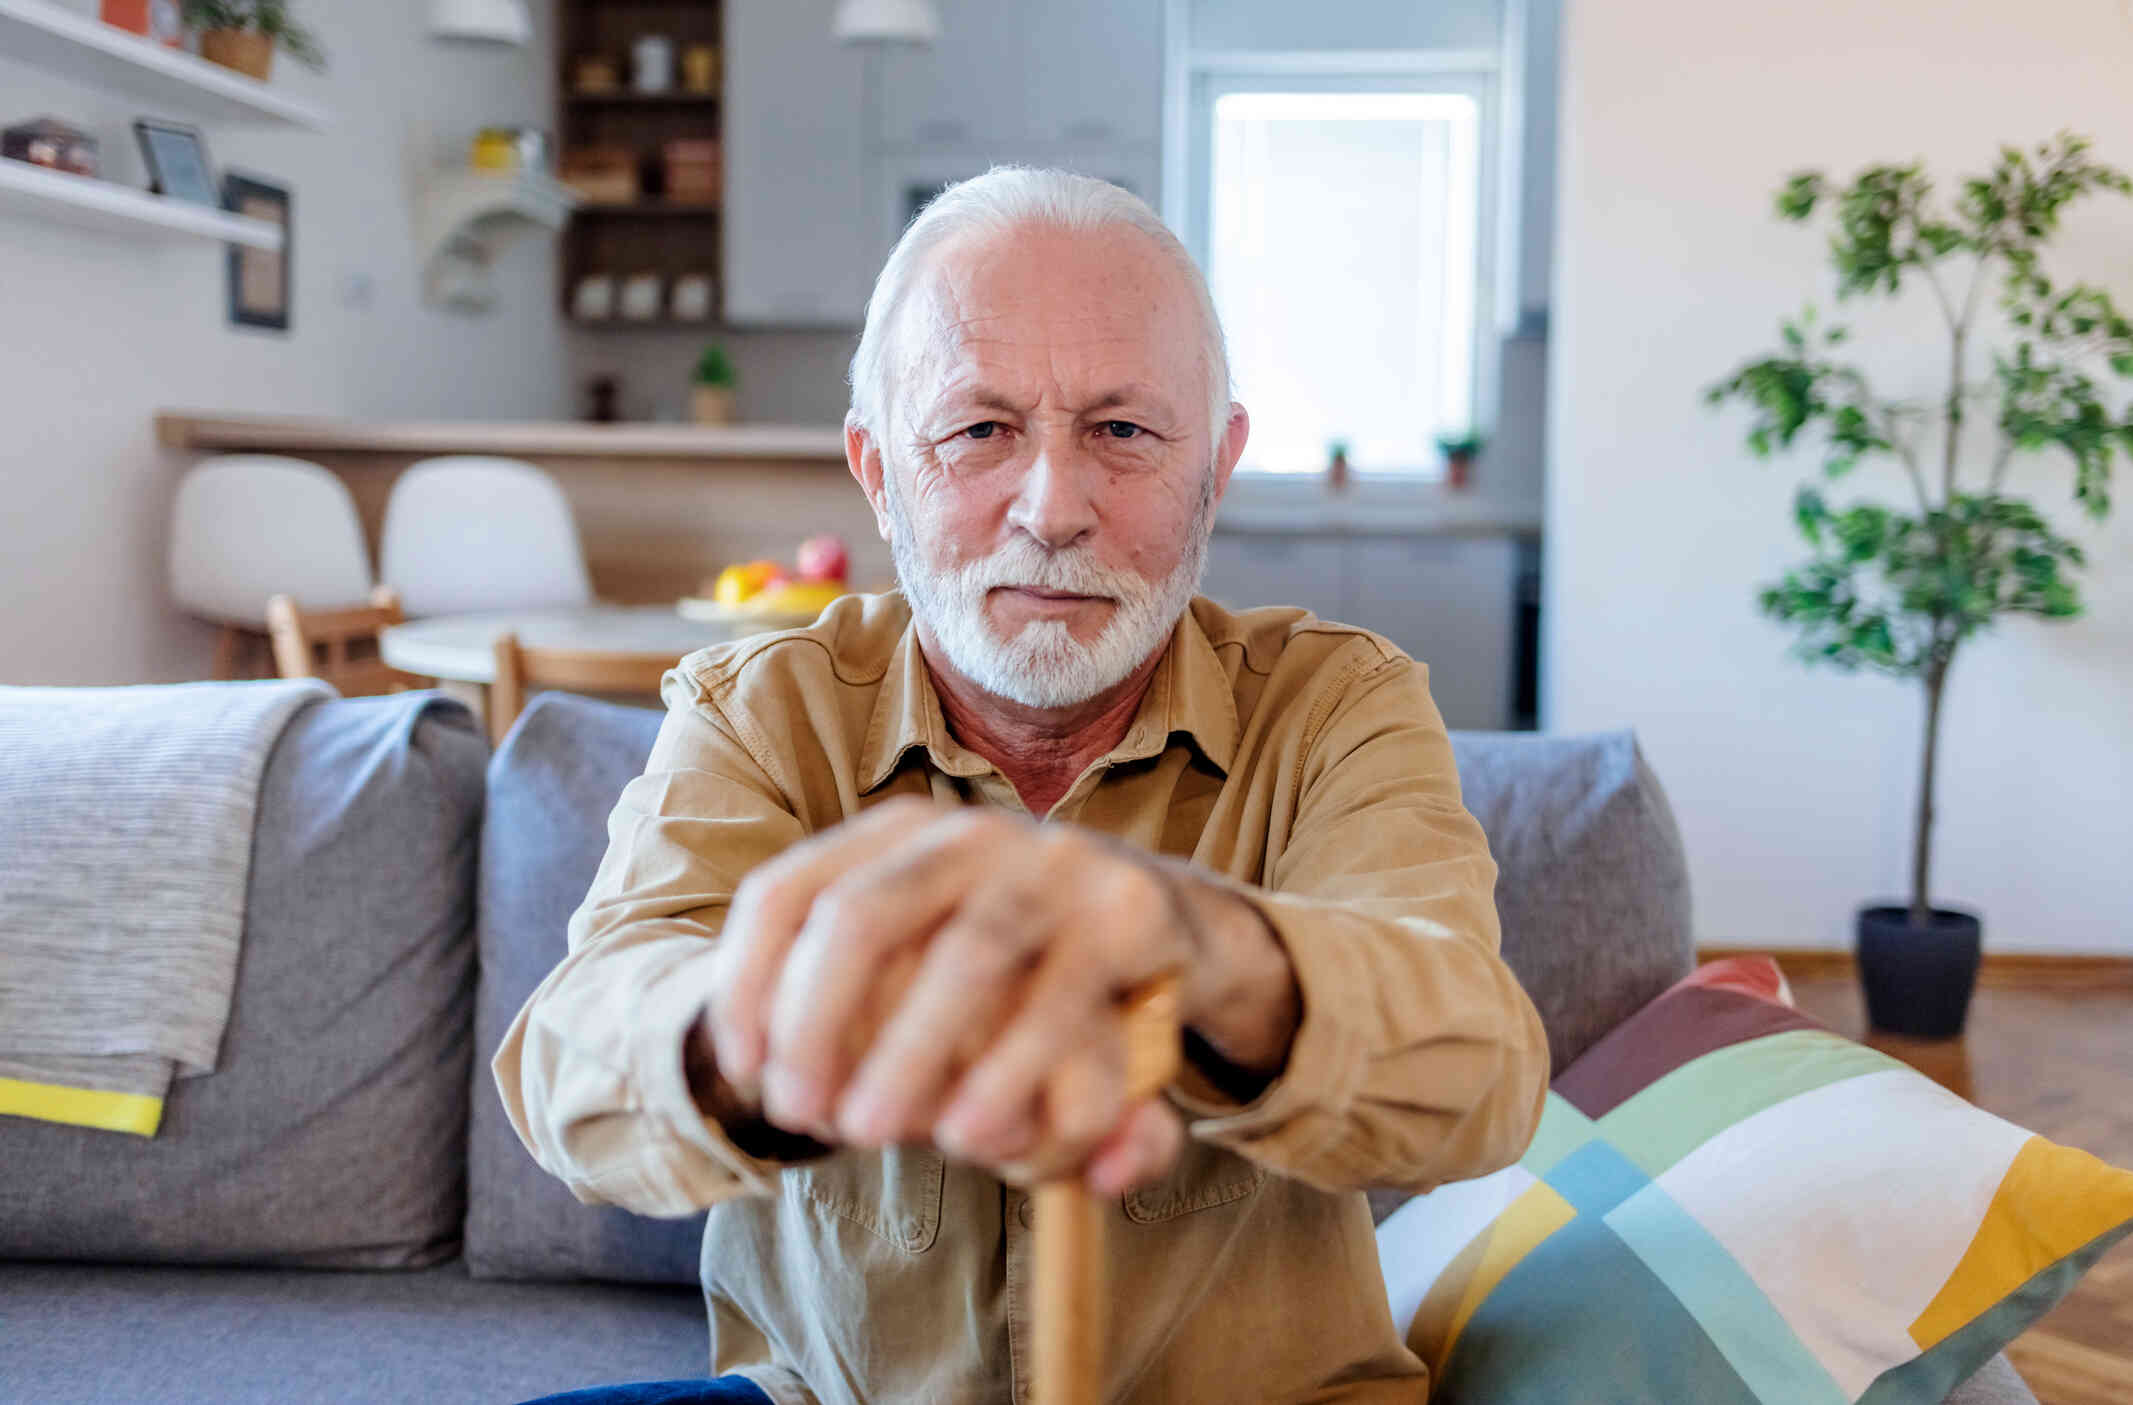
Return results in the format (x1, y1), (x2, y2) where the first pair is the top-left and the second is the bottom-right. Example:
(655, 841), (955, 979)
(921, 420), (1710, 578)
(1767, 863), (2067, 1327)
(884, 472), (1215, 709)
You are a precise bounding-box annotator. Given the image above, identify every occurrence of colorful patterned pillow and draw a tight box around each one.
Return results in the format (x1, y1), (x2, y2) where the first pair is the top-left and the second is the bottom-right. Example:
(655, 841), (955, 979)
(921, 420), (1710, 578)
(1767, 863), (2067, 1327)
(1377, 957), (2133, 1404)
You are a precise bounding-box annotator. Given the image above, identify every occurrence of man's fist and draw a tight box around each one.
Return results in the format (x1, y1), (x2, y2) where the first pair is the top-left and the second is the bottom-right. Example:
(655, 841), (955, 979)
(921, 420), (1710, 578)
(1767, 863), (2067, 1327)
(687, 797), (1294, 1194)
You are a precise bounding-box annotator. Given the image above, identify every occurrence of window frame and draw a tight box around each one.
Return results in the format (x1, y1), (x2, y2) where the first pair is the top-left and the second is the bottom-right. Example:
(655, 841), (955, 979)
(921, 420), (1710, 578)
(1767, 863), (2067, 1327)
(1167, 47), (1504, 488)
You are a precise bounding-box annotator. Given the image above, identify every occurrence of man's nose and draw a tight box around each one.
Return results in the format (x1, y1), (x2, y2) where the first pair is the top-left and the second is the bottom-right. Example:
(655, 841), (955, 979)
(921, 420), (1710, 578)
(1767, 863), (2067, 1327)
(1005, 434), (1099, 550)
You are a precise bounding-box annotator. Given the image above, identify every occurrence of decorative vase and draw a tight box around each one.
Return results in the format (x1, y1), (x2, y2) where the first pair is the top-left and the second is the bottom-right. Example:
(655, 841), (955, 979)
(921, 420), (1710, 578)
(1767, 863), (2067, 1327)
(691, 385), (735, 425)
(199, 28), (275, 80)
(103, 0), (184, 46)
(1445, 453), (1473, 491)
(1855, 903), (1982, 1039)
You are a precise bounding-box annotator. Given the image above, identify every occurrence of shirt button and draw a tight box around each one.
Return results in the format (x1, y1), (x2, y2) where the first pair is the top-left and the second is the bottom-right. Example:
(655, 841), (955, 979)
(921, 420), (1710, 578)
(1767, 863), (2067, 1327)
(1016, 1194), (1035, 1231)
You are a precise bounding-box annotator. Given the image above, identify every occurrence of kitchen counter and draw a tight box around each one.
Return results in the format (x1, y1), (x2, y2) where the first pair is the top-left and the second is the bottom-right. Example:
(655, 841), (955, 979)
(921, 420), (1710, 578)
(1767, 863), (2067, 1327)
(1214, 492), (1542, 538)
(156, 410), (875, 604)
(155, 411), (849, 461)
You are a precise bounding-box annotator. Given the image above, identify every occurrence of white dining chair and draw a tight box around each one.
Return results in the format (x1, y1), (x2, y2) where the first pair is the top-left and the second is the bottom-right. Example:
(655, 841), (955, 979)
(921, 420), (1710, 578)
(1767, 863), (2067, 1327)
(379, 456), (595, 617)
(169, 455), (377, 679)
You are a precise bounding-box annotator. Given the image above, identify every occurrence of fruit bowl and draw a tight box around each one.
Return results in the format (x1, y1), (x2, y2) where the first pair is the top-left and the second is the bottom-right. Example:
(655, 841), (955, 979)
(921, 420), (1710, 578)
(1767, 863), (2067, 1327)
(689, 539), (852, 632)
(674, 596), (830, 632)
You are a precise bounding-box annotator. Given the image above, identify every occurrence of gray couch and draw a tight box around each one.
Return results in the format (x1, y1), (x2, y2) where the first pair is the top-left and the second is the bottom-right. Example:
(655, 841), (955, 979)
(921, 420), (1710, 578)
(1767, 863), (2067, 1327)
(0, 689), (2034, 1404)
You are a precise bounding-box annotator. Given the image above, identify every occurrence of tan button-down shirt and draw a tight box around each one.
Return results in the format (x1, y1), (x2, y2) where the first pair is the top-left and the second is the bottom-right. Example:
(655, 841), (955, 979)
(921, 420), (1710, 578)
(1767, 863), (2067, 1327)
(494, 592), (1549, 1405)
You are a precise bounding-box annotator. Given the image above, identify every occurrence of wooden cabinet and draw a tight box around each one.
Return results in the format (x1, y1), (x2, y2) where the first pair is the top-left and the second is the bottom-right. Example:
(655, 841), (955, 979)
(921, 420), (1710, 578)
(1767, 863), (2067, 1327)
(557, 0), (735, 326)
(1202, 531), (1521, 731)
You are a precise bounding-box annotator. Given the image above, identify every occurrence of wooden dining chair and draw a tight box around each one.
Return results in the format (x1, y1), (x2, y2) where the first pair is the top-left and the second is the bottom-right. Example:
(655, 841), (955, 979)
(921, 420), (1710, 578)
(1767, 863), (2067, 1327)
(488, 632), (678, 748)
(266, 587), (428, 696)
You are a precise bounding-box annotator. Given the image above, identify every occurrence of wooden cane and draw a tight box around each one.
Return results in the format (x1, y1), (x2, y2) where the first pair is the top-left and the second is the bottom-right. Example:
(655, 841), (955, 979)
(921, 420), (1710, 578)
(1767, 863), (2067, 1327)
(1032, 975), (1182, 1405)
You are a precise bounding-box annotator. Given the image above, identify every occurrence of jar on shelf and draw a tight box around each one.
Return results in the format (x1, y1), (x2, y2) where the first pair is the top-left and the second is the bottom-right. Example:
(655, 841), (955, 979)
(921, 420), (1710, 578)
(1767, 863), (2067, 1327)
(682, 44), (720, 94)
(632, 35), (674, 94)
(573, 54), (619, 94)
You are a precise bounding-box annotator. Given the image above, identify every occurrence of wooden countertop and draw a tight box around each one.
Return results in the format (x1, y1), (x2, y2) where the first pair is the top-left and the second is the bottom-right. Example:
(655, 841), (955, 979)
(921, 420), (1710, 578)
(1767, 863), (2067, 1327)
(155, 410), (849, 461)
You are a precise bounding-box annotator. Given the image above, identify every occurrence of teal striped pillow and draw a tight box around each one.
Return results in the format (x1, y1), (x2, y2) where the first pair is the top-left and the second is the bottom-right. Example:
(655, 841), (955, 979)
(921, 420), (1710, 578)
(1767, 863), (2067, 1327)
(1376, 960), (2133, 1403)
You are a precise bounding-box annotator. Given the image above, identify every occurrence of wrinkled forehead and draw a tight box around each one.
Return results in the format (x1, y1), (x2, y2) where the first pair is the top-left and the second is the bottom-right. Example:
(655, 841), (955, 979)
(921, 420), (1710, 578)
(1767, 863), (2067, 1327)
(893, 225), (1205, 416)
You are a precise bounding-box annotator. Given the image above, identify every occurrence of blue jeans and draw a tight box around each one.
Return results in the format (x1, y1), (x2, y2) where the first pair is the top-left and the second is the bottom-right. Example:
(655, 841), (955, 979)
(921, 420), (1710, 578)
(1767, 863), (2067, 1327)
(517, 1378), (774, 1404)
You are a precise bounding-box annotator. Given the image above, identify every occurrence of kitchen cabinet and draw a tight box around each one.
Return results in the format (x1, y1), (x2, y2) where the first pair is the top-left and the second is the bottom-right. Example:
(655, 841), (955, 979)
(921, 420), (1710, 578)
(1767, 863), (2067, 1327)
(1201, 531), (1521, 731)
(872, 0), (1031, 151)
(723, 0), (1163, 326)
(722, 0), (873, 326)
(1349, 536), (1517, 732)
(1203, 534), (1347, 627)
(873, 0), (1162, 152)
(1024, 0), (1164, 150)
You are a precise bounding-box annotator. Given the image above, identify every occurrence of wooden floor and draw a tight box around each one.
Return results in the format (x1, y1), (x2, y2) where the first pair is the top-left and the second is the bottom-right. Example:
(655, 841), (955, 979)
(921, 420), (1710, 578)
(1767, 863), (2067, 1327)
(1786, 977), (2133, 1405)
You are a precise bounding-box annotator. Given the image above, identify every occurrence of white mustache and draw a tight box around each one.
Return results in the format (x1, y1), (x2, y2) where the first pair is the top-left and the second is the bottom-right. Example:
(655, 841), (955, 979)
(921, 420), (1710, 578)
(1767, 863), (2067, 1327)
(958, 538), (1143, 603)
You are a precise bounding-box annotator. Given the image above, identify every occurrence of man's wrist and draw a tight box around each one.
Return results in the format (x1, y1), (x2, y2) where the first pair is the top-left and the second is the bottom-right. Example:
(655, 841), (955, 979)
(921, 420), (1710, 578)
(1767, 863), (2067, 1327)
(1160, 869), (1300, 1078)
(684, 1015), (836, 1163)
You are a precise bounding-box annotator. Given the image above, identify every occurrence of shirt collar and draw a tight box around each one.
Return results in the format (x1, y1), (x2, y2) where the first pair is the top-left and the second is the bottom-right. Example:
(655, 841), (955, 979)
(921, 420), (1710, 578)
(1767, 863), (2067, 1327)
(857, 602), (1240, 795)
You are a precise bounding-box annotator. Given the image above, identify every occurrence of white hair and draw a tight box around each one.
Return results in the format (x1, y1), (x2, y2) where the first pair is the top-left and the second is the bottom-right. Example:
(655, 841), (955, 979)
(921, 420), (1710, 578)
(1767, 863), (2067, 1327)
(844, 165), (1232, 453)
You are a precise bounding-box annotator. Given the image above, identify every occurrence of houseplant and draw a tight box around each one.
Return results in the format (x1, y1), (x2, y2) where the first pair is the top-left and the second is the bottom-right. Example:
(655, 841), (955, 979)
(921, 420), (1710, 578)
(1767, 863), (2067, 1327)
(1434, 430), (1484, 490)
(1707, 133), (2128, 1036)
(691, 343), (738, 425)
(180, 0), (326, 80)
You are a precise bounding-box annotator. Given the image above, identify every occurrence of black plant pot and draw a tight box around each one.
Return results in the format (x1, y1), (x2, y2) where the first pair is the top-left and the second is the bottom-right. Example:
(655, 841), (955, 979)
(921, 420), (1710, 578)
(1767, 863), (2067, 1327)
(1855, 904), (1982, 1039)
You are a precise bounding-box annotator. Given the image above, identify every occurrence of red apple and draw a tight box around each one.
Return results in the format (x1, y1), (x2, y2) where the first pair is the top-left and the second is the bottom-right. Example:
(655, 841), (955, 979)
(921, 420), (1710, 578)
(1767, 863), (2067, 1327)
(795, 533), (849, 584)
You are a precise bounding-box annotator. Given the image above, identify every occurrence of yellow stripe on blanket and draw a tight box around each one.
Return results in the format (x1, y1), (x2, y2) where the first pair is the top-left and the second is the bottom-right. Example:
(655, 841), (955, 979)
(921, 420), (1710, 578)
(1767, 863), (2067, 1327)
(0, 1076), (163, 1136)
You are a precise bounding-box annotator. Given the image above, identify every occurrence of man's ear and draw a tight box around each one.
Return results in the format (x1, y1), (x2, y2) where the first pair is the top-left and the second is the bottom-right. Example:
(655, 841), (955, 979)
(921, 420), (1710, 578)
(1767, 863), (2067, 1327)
(845, 414), (895, 542)
(1209, 402), (1250, 509)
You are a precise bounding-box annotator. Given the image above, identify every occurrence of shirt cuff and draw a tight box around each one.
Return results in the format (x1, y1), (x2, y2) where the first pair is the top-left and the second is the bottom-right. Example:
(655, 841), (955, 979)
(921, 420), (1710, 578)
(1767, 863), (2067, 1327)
(1166, 887), (1368, 1165)
(634, 943), (826, 1199)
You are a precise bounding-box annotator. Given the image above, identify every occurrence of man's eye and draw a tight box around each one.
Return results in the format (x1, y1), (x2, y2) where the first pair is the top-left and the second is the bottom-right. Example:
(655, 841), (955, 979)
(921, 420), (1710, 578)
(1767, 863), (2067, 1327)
(962, 422), (999, 440)
(1102, 421), (1143, 440)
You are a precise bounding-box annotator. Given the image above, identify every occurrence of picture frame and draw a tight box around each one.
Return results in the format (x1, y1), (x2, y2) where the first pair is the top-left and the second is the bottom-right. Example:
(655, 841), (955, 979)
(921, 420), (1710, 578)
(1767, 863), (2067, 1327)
(132, 118), (217, 206)
(223, 172), (292, 333)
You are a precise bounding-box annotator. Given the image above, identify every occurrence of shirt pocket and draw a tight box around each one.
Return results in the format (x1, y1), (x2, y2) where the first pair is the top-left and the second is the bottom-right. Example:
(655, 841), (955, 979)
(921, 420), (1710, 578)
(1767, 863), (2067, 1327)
(1122, 1134), (1265, 1223)
(790, 1143), (945, 1252)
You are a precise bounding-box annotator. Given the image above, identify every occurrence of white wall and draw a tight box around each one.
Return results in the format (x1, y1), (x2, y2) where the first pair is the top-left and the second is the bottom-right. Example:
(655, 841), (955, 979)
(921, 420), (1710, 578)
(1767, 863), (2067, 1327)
(1548, 0), (2133, 952)
(0, 0), (570, 685)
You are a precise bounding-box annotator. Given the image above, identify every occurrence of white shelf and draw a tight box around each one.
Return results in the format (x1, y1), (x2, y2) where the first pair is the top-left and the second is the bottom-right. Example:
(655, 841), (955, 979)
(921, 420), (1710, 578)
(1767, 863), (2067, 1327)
(0, 156), (283, 248)
(0, 0), (329, 129)
(414, 170), (576, 262)
(414, 169), (577, 309)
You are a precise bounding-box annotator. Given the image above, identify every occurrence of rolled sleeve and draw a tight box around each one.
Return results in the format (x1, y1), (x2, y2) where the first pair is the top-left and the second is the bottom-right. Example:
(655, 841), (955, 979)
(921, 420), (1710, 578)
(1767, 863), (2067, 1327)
(1170, 652), (1551, 1195)
(489, 666), (823, 1217)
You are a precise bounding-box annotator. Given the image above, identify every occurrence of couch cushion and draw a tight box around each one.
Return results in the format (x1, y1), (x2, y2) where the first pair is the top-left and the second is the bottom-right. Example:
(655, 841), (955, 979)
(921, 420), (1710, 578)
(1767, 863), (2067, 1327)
(469, 697), (1696, 1283)
(467, 693), (697, 1283)
(0, 693), (486, 1268)
(0, 1259), (707, 1404)
(1446, 729), (1695, 1075)
(1377, 959), (2110, 1405)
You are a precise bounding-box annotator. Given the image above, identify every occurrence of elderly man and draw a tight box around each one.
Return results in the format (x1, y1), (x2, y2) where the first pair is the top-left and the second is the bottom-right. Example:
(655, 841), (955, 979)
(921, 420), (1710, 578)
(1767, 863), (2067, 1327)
(496, 166), (1549, 1405)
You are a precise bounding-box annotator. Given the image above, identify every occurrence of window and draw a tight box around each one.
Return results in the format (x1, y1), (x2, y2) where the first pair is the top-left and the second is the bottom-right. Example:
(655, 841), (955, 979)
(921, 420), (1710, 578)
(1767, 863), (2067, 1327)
(1178, 66), (1498, 480)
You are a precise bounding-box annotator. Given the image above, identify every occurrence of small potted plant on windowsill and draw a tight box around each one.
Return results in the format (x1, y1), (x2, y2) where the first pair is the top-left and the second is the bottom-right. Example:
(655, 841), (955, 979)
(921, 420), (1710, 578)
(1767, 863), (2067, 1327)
(691, 343), (738, 425)
(1434, 430), (1484, 490)
(181, 0), (326, 81)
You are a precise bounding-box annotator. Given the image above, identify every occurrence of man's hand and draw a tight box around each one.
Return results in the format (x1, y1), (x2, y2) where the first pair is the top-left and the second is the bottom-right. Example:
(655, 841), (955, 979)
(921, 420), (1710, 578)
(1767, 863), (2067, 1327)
(692, 797), (1300, 1194)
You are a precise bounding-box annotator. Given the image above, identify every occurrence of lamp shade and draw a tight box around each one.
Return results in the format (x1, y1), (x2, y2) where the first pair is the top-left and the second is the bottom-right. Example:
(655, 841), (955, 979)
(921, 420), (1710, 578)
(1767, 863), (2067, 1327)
(831, 0), (939, 44)
(432, 0), (531, 45)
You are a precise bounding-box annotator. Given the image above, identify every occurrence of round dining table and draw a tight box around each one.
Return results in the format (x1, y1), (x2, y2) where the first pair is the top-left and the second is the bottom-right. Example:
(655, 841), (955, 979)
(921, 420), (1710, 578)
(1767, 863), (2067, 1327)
(379, 604), (763, 685)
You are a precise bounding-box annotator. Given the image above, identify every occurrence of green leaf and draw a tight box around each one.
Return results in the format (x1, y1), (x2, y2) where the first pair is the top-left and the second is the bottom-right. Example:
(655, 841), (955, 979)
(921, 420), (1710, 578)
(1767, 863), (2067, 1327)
(1794, 486), (1828, 542)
